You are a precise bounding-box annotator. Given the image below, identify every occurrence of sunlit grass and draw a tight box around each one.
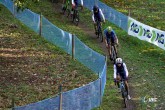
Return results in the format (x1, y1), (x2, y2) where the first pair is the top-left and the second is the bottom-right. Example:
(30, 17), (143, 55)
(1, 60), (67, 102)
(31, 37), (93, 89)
(101, 0), (165, 30)
(1, 0), (165, 109)
(0, 3), (97, 109)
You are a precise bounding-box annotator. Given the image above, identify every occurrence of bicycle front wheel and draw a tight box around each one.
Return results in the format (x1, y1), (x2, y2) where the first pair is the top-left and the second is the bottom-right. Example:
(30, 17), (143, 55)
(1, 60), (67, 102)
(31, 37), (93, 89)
(98, 26), (103, 42)
(121, 90), (128, 108)
(72, 10), (79, 26)
(124, 97), (128, 108)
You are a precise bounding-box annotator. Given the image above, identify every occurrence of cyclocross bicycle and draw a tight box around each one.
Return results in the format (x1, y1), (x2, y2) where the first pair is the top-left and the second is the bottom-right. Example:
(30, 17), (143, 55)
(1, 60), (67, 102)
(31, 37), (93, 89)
(120, 79), (128, 108)
(96, 20), (103, 42)
(72, 8), (79, 26)
(62, 0), (71, 17)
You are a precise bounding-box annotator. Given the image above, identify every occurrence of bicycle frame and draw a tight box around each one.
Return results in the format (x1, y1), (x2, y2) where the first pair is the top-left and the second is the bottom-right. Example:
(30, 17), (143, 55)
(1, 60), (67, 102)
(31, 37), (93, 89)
(111, 44), (117, 63)
(62, 0), (71, 16)
(72, 7), (79, 26)
(120, 79), (128, 108)
(96, 20), (103, 42)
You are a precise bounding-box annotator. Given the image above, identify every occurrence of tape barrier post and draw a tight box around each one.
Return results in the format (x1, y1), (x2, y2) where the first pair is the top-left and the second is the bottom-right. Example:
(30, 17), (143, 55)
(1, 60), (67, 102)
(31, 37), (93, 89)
(11, 96), (15, 110)
(13, 0), (15, 17)
(72, 34), (75, 60)
(99, 72), (102, 105)
(11, 87), (16, 110)
(39, 13), (42, 36)
(59, 85), (62, 110)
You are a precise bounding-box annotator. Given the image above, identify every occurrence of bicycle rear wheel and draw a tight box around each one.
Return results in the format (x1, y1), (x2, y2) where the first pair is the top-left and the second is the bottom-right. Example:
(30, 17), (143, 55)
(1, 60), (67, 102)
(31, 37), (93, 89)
(124, 97), (128, 108)
(111, 46), (116, 63)
(98, 28), (103, 42)
(72, 10), (79, 26)
(66, 9), (71, 17)
(97, 22), (103, 42)
(121, 84), (128, 108)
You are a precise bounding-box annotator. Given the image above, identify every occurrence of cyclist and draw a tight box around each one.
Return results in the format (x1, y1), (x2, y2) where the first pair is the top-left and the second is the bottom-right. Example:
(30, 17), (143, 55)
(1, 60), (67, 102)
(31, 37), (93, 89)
(104, 26), (118, 60)
(62, 0), (71, 14)
(92, 5), (105, 35)
(114, 58), (131, 100)
(71, 0), (83, 15)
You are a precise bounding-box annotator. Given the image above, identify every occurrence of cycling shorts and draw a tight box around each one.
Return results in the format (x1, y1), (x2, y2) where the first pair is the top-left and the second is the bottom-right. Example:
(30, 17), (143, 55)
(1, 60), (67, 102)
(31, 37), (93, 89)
(94, 16), (102, 23)
(106, 36), (115, 45)
(117, 72), (127, 80)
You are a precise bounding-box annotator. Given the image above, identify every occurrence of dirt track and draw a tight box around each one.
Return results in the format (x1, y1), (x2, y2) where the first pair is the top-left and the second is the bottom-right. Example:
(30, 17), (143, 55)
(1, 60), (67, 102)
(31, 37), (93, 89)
(52, 2), (137, 110)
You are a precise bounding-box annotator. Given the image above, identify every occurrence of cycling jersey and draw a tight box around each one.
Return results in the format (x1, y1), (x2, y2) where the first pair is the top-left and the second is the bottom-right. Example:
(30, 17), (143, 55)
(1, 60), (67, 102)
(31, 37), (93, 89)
(72, 0), (83, 7)
(92, 9), (105, 23)
(104, 29), (116, 44)
(114, 63), (128, 79)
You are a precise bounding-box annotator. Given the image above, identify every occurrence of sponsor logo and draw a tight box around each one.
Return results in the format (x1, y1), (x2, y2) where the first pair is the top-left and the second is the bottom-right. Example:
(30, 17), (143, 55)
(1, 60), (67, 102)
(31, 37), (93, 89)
(141, 95), (157, 103)
(128, 19), (165, 47)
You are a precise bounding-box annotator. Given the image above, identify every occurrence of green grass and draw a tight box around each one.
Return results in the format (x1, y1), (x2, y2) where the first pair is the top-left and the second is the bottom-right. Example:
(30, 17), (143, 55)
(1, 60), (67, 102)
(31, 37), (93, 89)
(28, 0), (165, 109)
(99, 0), (165, 110)
(101, 0), (165, 30)
(27, 1), (104, 55)
(0, 3), (97, 109)
(1, 0), (165, 110)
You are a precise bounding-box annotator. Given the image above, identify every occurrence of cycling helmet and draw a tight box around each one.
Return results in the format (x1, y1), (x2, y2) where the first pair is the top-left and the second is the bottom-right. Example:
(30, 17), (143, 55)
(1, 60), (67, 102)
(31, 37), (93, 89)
(107, 26), (112, 33)
(93, 5), (99, 13)
(116, 58), (122, 64)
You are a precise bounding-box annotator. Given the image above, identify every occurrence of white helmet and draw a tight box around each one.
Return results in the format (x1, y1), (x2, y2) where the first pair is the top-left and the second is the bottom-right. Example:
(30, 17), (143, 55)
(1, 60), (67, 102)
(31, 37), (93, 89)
(116, 58), (122, 64)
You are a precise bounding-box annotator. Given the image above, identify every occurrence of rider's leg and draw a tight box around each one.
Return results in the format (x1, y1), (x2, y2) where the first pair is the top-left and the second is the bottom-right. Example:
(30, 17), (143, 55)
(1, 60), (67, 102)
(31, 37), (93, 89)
(114, 44), (118, 57)
(94, 23), (97, 35)
(105, 38), (111, 59)
(124, 81), (129, 94)
(94, 18), (98, 35)
(71, 8), (74, 17)
(125, 80), (131, 99)
(109, 43), (114, 60)
(111, 39), (117, 58)
(108, 44), (112, 59)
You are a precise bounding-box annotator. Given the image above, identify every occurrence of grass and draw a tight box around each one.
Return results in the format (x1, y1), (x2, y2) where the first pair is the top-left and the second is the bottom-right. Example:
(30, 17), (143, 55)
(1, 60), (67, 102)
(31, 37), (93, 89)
(26, 0), (104, 54)
(99, 0), (165, 110)
(1, 0), (165, 110)
(29, 0), (165, 109)
(101, 0), (165, 30)
(0, 3), (98, 109)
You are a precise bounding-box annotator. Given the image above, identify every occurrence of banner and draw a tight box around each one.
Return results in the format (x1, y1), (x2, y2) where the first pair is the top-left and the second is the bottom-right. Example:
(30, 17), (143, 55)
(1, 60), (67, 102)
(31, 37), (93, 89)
(128, 17), (165, 50)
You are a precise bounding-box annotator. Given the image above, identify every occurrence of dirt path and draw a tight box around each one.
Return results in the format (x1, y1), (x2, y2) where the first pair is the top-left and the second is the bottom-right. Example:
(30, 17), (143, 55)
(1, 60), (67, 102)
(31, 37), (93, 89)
(53, 2), (136, 110)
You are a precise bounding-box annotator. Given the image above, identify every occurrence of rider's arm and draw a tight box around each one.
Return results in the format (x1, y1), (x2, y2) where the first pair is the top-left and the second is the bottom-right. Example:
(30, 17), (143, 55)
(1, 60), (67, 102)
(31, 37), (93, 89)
(99, 9), (105, 22)
(103, 29), (107, 37)
(80, 0), (83, 6)
(123, 63), (129, 77)
(115, 35), (119, 44)
(114, 64), (117, 79)
(71, 0), (74, 5)
(104, 38), (108, 46)
(92, 11), (95, 22)
(113, 31), (119, 44)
